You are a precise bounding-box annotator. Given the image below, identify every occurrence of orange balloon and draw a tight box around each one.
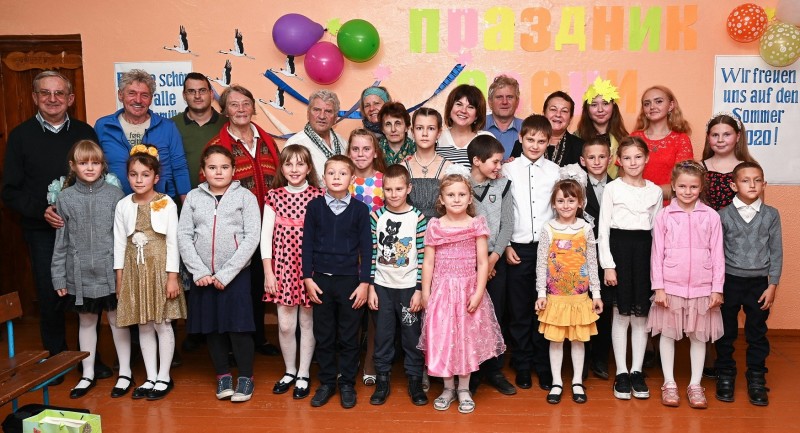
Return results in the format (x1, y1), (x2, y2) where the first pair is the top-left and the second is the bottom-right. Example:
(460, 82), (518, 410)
(727, 3), (769, 43)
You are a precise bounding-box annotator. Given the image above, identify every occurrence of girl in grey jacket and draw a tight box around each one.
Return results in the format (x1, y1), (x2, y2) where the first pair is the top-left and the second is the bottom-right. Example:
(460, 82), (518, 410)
(177, 145), (261, 402)
(50, 140), (130, 399)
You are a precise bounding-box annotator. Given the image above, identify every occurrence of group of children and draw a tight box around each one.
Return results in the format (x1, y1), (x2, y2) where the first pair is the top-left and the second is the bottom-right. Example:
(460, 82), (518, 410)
(50, 101), (781, 412)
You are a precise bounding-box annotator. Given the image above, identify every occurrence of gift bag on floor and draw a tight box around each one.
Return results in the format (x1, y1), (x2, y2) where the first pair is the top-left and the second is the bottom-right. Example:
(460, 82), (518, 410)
(22, 410), (101, 433)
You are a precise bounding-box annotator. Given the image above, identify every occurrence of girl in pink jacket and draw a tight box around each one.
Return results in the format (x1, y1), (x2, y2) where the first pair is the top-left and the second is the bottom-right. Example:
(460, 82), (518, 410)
(647, 160), (724, 409)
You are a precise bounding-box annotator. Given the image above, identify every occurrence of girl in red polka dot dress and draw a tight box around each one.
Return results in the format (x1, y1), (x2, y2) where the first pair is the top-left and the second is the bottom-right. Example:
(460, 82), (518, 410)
(261, 144), (324, 399)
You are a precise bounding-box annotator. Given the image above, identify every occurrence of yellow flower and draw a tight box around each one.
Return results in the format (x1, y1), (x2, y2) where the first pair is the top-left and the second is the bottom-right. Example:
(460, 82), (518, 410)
(583, 77), (620, 104)
(129, 144), (148, 156)
(150, 198), (168, 212)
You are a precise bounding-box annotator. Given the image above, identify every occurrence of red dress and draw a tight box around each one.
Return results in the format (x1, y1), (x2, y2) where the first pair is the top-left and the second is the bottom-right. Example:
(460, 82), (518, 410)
(263, 186), (324, 307)
(631, 130), (694, 187)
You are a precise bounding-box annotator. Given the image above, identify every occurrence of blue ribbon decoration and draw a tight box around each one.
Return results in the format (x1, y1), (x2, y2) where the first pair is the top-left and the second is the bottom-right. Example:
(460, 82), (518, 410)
(261, 64), (465, 139)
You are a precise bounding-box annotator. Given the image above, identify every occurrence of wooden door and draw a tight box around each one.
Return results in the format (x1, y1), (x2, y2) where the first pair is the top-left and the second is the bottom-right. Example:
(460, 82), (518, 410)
(0, 35), (86, 315)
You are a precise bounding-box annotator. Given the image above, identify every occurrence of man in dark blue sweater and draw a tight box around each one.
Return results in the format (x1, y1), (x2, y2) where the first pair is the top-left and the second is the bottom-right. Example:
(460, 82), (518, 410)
(302, 155), (371, 409)
(2, 71), (97, 362)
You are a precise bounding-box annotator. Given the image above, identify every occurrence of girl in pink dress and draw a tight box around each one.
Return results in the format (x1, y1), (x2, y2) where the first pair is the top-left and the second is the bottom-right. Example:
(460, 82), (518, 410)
(418, 168), (505, 414)
(261, 144), (324, 400)
(630, 85), (694, 203)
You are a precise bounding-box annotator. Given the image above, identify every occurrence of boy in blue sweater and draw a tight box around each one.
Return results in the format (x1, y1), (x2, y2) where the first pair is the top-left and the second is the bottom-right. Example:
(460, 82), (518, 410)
(303, 155), (372, 409)
(715, 162), (782, 407)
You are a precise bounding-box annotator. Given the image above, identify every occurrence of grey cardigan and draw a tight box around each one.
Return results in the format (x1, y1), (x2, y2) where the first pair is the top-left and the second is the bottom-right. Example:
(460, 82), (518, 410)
(177, 181), (261, 286)
(51, 177), (125, 305)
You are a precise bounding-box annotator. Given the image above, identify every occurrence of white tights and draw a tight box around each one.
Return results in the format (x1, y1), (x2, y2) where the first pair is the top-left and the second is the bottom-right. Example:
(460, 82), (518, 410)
(76, 310), (131, 389)
(660, 334), (706, 385)
(276, 305), (315, 380)
(139, 320), (174, 391)
(612, 307), (649, 375)
(549, 341), (585, 395)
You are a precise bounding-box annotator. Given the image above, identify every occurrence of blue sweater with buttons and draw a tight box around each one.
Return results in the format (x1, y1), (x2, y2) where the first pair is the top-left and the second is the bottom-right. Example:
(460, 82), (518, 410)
(302, 197), (372, 283)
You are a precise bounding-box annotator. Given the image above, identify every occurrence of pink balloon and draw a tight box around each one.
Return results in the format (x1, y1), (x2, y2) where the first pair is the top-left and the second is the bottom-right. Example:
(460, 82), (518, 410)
(777, 0), (800, 27)
(303, 41), (344, 85)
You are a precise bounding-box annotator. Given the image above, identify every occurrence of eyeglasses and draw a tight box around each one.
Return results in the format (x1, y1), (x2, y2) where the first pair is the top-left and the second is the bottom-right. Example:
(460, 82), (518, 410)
(36, 90), (67, 99)
(185, 88), (209, 96)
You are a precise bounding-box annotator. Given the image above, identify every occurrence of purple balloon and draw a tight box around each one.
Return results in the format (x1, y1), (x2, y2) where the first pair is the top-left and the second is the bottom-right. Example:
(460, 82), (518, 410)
(303, 42), (344, 85)
(272, 13), (324, 56)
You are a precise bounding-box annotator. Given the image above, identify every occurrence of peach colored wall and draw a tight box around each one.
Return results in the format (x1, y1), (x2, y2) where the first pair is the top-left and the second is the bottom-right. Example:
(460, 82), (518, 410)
(1, 0), (797, 328)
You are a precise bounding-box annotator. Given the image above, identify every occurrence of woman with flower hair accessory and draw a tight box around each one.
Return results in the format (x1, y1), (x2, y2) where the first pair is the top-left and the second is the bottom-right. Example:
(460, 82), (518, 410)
(576, 77), (630, 178)
(114, 145), (186, 401)
(701, 113), (757, 211)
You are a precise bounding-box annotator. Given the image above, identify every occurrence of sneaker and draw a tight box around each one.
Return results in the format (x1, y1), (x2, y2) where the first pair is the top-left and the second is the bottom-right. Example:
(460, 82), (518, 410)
(613, 373), (631, 400)
(661, 381), (680, 407)
(216, 375), (234, 400)
(231, 377), (254, 402)
(687, 384), (708, 409)
(630, 371), (650, 399)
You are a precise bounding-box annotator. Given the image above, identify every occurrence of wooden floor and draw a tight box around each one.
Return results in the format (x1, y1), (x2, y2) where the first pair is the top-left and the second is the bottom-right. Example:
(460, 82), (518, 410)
(2, 316), (798, 433)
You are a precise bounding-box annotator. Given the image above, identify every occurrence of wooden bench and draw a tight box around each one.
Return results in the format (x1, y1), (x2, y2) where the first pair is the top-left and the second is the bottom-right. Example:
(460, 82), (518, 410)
(0, 292), (88, 411)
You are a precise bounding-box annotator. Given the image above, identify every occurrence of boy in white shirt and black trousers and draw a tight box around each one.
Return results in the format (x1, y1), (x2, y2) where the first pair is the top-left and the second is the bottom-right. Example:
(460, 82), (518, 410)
(501, 115), (560, 390)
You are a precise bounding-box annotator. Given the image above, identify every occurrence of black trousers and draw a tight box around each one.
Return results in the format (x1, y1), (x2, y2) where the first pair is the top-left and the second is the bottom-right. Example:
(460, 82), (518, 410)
(590, 276), (612, 366)
(479, 255), (508, 375)
(23, 228), (67, 355)
(207, 332), (255, 377)
(312, 274), (365, 387)
(715, 274), (771, 375)
(505, 242), (549, 375)
(372, 284), (424, 378)
(249, 249), (267, 346)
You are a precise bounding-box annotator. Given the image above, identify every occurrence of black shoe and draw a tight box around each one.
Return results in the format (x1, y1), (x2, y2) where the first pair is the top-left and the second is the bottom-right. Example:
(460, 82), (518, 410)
(132, 380), (156, 400)
(590, 360), (610, 380)
(293, 377), (310, 399)
(537, 371), (553, 391)
(408, 376), (428, 406)
(171, 351), (183, 368)
(340, 384), (357, 409)
(273, 373), (296, 394)
(571, 383), (587, 404)
(370, 373), (390, 405)
(69, 377), (96, 399)
(487, 372), (517, 395)
(255, 342), (280, 356)
(310, 384), (336, 407)
(702, 367), (718, 379)
(95, 361), (113, 380)
(48, 375), (65, 386)
(715, 371), (735, 402)
(515, 370), (532, 389)
(110, 375), (134, 398)
(613, 373), (632, 400)
(146, 380), (174, 400)
(546, 384), (563, 404)
(468, 373), (481, 395)
(746, 371), (769, 406)
(630, 371), (650, 399)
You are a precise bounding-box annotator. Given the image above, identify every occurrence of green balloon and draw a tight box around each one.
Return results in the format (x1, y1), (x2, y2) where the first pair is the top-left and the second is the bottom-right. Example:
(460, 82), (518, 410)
(759, 22), (800, 67)
(337, 19), (380, 62)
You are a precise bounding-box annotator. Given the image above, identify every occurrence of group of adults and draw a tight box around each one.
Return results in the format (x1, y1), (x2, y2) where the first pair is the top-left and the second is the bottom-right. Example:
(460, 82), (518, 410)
(2, 68), (692, 385)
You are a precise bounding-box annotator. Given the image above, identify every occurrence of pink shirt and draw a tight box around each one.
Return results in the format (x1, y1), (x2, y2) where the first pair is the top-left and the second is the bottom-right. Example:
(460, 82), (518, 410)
(650, 199), (725, 298)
